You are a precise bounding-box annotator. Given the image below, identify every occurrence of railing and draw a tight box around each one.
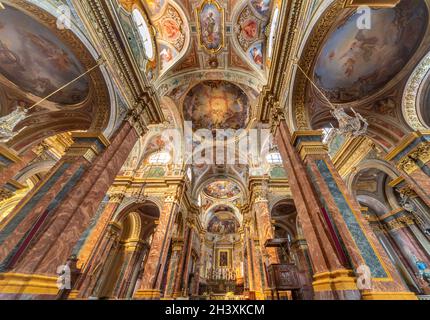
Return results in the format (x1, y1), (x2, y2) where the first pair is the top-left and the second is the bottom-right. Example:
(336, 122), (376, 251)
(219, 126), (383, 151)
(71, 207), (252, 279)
(206, 268), (237, 281)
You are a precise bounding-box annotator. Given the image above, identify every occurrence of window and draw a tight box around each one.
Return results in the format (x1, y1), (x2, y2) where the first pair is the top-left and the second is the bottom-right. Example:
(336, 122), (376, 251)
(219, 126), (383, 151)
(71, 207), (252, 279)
(322, 126), (334, 144)
(266, 152), (282, 164)
(132, 9), (154, 60)
(267, 7), (280, 59)
(148, 152), (171, 164)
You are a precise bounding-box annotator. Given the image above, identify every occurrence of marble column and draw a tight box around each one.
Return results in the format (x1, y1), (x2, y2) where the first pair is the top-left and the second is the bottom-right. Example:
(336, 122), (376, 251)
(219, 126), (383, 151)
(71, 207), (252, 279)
(385, 131), (430, 208)
(180, 224), (196, 297)
(250, 181), (280, 265)
(115, 240), (147, 298)
(0, 121), (139, 298)
(134, 191), (182, 299)
(274, 117), (416, 300)
(243, 222), (255, 295)
(75, 191), (126, 270)
(172, 226), (192, 298)
(163, 238), (184, 298)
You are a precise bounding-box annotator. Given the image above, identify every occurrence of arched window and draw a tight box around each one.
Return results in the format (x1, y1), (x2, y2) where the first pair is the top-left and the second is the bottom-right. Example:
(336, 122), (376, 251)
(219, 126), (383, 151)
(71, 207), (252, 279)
(132, 9), (154, 60)
(266, 152), (282, 164)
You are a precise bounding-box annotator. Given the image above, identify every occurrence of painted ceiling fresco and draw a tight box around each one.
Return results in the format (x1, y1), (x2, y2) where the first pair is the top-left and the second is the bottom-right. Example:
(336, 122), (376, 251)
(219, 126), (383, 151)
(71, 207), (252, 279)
(0, 5), (89, 105)
(204, 179), (241, 199)
(183, 80), (250, 131)
(314, 0), (428, 103)
(150, 0), (279, 99)
(196, 0), (225, 53)
(207, 214), (239, 234)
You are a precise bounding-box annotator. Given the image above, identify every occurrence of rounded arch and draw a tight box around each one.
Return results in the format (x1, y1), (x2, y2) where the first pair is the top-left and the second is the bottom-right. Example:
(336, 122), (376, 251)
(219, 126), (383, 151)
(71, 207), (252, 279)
(1, 1), (113, 153)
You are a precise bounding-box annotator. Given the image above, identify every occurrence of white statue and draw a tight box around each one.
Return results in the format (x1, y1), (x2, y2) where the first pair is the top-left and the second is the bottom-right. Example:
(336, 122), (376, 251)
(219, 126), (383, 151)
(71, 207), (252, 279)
(0, 106), (28, 142)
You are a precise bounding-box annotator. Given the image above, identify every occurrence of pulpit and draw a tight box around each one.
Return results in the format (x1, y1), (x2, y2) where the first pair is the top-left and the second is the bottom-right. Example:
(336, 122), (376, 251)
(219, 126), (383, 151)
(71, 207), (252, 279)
(267, 264), (301, 300)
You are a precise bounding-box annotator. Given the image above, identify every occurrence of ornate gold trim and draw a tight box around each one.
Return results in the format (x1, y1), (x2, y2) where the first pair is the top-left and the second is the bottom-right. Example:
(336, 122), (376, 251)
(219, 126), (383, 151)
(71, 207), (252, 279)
(0, 273), (59, 295)
(361, 291), (417, 300)
(195, 0), (225, 54)
(312, 270), (358, 292)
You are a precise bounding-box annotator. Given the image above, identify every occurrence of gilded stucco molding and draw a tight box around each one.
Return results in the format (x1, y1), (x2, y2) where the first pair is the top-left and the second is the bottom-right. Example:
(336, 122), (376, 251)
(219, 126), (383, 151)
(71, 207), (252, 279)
(402, 51), (430, 131)
(74, 0), (163, 127)
(291, 0), (347, 129)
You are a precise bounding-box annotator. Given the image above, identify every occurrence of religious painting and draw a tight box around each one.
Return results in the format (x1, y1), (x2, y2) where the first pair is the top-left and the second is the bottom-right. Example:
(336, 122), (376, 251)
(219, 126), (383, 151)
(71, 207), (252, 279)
(248, 42), (264, 70)
(145, 0), (166, 16)
(196, 0), (225, 53)
(204, 180), (241, 199)
(0, 5), (89, 105)
(159, 43), (177, 70)
(161, 18), (181, 42)
(142, 134), (167, 160)
(183, 81), (250, 131)
(208, 215), (238, 234)
(158, 5), (186, 52)
(241, 18), (258, 42)
(314, 0), (427, 103)
(250, 0), (271, 16)
(218, 251), (229, 267)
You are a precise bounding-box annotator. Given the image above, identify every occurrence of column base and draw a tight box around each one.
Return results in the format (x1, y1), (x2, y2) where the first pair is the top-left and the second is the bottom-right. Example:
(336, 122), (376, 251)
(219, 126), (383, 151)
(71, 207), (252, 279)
(0, 272), (59, 296)
(277, 290), (291, 300)
(68, 290), (80, 300)
(312, 270), (360, 300)
(134, 289), (161, 300)
(361, 291), (417, 300)
(255, 291), (266, 300)
(264, 289), (273, 300)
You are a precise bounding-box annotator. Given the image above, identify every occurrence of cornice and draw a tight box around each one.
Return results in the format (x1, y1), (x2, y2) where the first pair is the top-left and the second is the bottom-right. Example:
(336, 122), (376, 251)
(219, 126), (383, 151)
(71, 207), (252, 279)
(258, 0), (306, 123)
(74, 0), (164, 126)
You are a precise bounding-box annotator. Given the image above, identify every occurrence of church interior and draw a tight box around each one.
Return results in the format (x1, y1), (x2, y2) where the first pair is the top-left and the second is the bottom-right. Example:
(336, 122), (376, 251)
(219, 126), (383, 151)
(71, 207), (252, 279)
(0, 0), (430, 301)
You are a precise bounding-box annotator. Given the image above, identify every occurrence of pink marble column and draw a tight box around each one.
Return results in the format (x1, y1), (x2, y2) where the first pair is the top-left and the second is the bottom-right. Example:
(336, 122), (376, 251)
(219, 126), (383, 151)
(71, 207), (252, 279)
(163, 239), (184, 298)
(0, 121), (138, 280)
(134, 193), (181, 299)
(277, 121), (416, 300)
(172, 227), (191, 297)
(253, 198), (280, 265)
(78, 222), (122, 298)
(275, 121), (348, 299)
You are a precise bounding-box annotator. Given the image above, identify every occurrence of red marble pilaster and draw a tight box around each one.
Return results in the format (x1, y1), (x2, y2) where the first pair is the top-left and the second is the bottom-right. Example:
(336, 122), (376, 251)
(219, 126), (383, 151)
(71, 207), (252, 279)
(135, 194), (181, 299)
(0, 122), (138, 281)
(275, 121), (348, 299)
(172, 225), (192, 297)
(278, 122), (415, 299)
(253, 198), (280, 265)
(76, 222), (122, 298)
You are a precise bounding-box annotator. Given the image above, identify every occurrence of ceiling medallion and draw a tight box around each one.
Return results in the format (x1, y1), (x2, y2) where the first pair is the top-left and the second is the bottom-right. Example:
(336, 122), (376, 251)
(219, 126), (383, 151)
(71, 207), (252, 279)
(195, 0), (225, 54)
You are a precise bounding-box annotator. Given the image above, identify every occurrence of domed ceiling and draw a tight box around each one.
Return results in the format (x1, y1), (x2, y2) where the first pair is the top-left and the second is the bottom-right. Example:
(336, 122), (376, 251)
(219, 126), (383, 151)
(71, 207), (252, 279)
(203, 179), (241, 199)
(183, 80), (250, 131)
(0, 5), (90, 105)
(207, 204), (239, 234)
(314, 0), (428, 103)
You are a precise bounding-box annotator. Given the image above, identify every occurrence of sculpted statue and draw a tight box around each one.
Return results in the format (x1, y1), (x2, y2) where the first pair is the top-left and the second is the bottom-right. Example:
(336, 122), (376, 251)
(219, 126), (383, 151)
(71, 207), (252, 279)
(0, 106), (28, 142)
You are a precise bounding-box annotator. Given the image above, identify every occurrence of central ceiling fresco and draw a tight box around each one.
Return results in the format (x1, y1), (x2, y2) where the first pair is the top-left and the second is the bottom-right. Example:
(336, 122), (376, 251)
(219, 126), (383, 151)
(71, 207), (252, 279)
(203, 179), (242, 199)
(183, 80), (250, 131)
(314, 0), (427, 103)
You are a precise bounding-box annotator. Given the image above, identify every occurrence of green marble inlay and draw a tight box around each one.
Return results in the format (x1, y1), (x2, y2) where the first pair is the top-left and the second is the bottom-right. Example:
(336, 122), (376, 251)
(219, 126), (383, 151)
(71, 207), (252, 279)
(316, 159), (388, 278)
